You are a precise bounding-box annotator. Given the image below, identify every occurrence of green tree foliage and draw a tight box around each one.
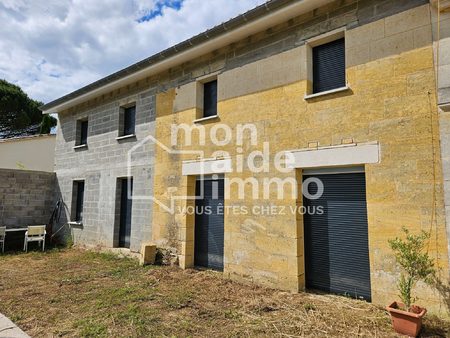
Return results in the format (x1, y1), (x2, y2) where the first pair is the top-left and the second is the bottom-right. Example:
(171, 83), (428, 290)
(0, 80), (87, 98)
(388, 227), (436, 310)
(0, 79), (56, 138)
(40, 114), (56, 134)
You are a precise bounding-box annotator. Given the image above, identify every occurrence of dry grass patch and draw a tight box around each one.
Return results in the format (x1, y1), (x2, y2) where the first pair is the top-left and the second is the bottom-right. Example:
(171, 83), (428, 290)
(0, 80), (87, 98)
(0, 248), (449, 337)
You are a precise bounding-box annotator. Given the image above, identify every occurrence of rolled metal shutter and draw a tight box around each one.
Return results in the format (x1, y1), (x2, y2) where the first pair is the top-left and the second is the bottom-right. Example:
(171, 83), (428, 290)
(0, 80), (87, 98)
(195, 178), (224, 271)
(203, 80), (218, 117)
(124, 106), (136, 135)
(303, 172), (371, 301)
(313, 38), (346, 93)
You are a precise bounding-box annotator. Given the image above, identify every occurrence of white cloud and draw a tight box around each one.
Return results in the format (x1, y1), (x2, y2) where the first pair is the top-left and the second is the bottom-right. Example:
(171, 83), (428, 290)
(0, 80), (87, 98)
(0, 0), (266, 103)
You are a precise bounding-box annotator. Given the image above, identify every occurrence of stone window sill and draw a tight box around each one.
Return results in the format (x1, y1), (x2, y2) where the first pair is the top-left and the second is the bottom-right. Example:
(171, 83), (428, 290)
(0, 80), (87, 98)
(73, 144), (87, 150)
(68, 221), (83, 227)
(193, 115), (219, 124)
(116, 134), (136, 141)
(304, 85), (351, 100)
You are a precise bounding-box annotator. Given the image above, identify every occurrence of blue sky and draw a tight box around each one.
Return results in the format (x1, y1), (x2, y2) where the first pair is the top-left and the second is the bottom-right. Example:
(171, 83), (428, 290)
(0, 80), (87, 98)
(0, 0), (266, 103)
(137, 0), (184, 22)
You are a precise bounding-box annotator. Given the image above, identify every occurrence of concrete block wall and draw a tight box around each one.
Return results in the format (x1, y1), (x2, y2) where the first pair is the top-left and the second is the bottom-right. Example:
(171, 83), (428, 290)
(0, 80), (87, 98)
(54, 87), (156, 252)
(439, 109), (450, 270)
(431, 2), (450, 279)
(431, 3), (450, 105)
(0, 169), (56, 228)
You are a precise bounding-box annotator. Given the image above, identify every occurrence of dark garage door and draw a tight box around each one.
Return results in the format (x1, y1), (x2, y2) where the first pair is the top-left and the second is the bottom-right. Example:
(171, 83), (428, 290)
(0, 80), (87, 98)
(195, 178), (224, 271)
(303, 171), (371, 300)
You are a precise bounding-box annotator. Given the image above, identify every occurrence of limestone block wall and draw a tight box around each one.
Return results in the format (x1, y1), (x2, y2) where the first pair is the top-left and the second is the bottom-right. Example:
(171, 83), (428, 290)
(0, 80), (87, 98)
(54, 86), (156, 252)
(149, 2), (450, 315)
(0, 169), (56, 228)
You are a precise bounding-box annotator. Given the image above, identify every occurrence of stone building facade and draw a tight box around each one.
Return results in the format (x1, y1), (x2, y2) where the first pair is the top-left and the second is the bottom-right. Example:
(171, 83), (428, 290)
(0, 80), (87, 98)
(42, 0), (450, 315)
(53, 88), (155, 252)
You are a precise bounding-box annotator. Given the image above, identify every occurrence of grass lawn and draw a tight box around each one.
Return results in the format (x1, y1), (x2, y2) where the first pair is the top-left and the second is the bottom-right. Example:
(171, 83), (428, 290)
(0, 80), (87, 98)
(0, 248), (449, 337)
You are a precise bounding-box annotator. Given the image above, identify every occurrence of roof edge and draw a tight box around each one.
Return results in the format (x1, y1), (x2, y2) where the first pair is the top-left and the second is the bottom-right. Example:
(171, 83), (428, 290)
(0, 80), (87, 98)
(41, 0), (332, 114)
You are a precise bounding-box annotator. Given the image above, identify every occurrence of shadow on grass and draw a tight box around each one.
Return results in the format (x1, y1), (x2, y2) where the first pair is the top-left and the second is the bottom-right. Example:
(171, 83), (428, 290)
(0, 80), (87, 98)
(0, 242), (69, 257)
(421, 315), (450, 337)
(419, 277), (450, 337)
(306, 287), (450, 337)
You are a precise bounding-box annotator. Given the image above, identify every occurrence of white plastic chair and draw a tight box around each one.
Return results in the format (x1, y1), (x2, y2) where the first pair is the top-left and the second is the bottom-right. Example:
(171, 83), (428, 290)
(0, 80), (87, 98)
(24, 225), (46, 252)
(0, 227), (5, 253)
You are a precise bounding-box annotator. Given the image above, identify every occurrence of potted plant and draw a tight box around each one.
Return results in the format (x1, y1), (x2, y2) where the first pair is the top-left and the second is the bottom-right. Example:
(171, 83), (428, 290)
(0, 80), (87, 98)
(386, 227), (436, 337)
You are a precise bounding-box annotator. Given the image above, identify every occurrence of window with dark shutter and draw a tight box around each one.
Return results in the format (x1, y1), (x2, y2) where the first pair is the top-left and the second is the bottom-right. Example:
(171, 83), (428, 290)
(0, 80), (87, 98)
(203, 80), (218, 117)
(123, 106), (136, 136)
(313, 38), (346, 94)
(74, 181), (85, 222)
(80, 120), (88, 145)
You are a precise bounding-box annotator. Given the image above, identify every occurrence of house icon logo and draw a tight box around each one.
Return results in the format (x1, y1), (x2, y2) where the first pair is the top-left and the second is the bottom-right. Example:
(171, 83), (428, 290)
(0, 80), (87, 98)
(127, 135), (204, 214)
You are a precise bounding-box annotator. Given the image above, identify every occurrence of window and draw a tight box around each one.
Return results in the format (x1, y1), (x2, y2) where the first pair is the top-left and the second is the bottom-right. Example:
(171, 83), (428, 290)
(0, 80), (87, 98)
(76, 119), (88, 146)
(123, 106), (136, 136)
(312, 38), (345, 94)
(203, 80), (218, 117)
(115, 177), (133, 248)
(72, 181), (85, 222)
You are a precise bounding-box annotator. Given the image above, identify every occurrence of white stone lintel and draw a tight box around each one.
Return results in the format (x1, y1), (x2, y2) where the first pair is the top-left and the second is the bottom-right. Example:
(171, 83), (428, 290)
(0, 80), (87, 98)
(182, 157), (232, 176)
(285, 142), (380, 169)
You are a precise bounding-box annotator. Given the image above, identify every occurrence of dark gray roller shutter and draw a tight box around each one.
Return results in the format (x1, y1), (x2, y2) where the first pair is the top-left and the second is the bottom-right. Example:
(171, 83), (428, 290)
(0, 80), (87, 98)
(313, 38), (346, 93)
(124, 106), (136, 136)
(80, 120), (88, 145)
(203, 80), (218, 117)
(303, 172), (371, 301)
(195, 178), (224, 271)
(75, 181), (85, 222)
(119, 178), (133, 249)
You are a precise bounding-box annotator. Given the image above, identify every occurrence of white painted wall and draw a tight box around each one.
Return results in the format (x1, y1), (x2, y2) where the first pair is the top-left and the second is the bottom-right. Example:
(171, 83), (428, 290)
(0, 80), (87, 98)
(0, 134), (56, 172)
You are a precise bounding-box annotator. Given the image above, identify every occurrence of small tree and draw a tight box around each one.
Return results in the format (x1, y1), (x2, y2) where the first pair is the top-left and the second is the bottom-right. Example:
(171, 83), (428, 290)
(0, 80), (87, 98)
(388, 227), (436, 311)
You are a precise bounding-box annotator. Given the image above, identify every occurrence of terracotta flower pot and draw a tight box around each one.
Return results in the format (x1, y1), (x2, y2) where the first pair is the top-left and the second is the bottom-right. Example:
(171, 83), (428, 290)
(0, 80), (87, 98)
(386, 301), (427, 337)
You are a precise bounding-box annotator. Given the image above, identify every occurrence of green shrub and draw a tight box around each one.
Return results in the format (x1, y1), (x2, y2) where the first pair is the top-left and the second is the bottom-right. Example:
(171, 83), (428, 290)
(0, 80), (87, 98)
(388, 227), (436, 310)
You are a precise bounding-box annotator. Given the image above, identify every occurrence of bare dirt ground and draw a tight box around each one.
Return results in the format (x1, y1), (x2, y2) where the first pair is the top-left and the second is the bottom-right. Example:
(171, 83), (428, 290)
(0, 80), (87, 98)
(0, 248), (449, 337)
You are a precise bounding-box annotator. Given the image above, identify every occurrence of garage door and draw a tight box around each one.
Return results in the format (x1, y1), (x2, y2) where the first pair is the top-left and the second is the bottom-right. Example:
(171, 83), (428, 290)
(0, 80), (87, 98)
(303, 170), (371, 300)
(194, 177), (224, 271)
